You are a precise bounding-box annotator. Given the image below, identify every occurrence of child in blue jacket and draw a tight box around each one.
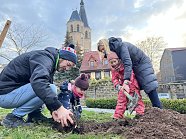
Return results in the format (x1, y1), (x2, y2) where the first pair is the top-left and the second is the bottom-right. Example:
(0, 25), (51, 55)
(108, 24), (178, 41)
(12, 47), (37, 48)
(58, 73), (90, 119)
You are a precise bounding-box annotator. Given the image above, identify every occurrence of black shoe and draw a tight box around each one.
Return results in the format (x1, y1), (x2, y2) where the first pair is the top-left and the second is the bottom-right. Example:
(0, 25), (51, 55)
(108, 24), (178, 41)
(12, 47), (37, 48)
(26, 111), (49, 123)
(1, 113), (33, 128)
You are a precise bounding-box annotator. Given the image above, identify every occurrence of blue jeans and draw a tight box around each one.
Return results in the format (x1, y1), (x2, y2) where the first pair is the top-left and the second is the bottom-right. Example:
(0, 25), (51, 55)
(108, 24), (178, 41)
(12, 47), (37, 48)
(0, 83), (57, 117)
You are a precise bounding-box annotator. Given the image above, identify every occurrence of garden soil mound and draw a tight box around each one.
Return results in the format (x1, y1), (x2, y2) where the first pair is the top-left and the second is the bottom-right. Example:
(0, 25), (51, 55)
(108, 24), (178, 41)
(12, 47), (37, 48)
(54, 108), (186, 139)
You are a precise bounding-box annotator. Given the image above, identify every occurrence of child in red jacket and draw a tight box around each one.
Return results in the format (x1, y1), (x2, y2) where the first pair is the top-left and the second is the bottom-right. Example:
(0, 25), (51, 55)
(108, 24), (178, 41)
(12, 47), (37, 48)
(108, 52), (145, 119)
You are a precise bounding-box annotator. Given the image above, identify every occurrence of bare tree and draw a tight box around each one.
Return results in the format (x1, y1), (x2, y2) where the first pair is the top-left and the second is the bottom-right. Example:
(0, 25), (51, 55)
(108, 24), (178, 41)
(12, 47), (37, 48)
(64, 31), (72, 47)
(0, 23), (48, 61)
(136, 36), (167, 73)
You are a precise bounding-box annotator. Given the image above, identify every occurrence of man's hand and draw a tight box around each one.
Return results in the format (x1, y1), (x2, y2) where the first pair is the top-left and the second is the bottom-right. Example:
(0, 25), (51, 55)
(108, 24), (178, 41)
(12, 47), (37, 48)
(52, 106), (74, 127)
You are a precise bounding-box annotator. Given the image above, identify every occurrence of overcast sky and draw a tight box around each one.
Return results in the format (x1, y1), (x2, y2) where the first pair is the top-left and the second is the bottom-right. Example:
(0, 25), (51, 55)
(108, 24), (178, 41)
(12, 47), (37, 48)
(0, 0), (186, 51)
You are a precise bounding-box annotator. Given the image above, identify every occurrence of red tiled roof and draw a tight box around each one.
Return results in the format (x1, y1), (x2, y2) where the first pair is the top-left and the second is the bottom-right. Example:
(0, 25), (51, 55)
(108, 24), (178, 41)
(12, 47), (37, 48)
(80, 51), (111, 72)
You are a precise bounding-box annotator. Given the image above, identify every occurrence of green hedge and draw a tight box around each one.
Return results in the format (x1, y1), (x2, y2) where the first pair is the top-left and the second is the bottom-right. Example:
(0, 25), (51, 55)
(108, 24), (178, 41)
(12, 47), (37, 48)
(85, 98), (186, 114)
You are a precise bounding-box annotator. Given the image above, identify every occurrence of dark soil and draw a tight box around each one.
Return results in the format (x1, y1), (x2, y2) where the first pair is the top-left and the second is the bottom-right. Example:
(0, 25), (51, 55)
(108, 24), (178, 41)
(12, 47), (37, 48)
(53, 108), (186, 139)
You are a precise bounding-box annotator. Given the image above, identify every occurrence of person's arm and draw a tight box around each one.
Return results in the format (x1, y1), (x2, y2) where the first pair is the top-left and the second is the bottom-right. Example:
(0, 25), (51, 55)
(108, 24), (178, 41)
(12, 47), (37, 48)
(29, 53), (73, 126)
(111, 70), (121, 91)
(119, 42), (132, 81)
(118, 42), (133, 93)
(29, 53), (62, 112)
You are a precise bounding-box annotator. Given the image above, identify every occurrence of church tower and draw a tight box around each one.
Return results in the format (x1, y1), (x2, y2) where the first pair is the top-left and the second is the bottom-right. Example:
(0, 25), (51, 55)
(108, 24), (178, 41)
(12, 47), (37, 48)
(67, 0), (91, 52)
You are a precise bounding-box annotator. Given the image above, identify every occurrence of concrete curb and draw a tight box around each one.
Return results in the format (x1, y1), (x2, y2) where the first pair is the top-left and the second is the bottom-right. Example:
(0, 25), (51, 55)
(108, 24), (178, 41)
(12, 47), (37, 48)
(82, 106), (114, 114)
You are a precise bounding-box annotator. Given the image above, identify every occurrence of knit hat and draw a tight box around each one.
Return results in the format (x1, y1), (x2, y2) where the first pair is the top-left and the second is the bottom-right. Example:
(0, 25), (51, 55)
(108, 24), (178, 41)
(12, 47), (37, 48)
(59, 43), (77, 64)
(75, 73), (90, 90)
(107, 52), (119, 61)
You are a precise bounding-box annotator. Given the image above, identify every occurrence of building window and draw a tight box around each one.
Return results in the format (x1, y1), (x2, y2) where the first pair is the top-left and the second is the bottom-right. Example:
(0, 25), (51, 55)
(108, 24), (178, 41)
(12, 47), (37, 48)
(84, 49), (89, 52)
(70, 25), (73, 32)
(104, 71), (110, 77)
(85, 31), (88, 39)
(77, 24), (80, 32)
(90, 61), (94, 67)
(95, 71), (101, 80)
(103, 59), (108, 65)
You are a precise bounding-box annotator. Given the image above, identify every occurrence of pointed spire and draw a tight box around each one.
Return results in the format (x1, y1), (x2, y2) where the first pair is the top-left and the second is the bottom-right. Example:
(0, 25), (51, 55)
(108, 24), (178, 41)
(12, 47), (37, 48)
(79, 0), (89, 28)
(69, 10), (81, 22)
(80, 0), (84, 6)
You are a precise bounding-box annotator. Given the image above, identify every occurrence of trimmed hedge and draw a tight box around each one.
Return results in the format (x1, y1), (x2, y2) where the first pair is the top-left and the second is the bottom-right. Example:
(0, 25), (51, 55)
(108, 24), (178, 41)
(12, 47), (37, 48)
(85, 98), (186, 114)
(85, 98), (117, 109)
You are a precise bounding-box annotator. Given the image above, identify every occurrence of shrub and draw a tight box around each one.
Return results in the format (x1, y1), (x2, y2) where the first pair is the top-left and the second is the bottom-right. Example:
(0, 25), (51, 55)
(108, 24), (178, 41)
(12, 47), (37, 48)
(89, 77), (112, 87)
(86, 98), (117, 109)
(85, 98), (186, 114)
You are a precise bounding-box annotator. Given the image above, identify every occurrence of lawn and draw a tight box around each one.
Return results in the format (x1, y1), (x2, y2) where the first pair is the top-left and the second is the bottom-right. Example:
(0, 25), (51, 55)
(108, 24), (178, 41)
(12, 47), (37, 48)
(0, 108), (121, 139)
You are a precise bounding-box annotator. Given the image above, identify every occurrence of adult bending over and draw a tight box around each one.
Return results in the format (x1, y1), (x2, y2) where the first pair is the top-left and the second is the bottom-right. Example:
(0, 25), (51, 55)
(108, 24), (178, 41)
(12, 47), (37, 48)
(97, 37), (162, 109)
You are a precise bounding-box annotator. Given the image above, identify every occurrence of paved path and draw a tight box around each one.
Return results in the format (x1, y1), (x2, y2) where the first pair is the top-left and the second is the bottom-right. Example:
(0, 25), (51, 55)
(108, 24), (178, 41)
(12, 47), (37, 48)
(82, 106), (114, 114)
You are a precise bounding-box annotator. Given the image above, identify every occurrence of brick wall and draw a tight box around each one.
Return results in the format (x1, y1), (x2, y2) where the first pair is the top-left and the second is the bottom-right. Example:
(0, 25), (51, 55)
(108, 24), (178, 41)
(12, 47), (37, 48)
(84, 80), (149, 99)
(85, 80), (117, 99)
(85, 80), (186, 100)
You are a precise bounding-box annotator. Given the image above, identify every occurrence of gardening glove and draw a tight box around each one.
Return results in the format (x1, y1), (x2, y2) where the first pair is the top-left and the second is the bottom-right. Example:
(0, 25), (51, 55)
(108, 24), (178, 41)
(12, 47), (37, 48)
(77, 105), (82, 113)
(72, 105), (82, 120)
(76, 105), (82, 119)
(115, 84), (122, 92)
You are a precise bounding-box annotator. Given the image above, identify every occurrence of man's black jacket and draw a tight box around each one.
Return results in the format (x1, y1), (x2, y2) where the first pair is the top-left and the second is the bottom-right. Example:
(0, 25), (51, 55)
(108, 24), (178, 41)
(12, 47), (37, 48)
(0, 47), (62, 112)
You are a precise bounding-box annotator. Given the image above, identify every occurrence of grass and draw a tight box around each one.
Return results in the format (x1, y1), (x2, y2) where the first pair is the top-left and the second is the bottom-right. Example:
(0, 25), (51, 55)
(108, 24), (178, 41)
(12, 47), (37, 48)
(0, 108), (121, 139)
(81, 110), (113, 122)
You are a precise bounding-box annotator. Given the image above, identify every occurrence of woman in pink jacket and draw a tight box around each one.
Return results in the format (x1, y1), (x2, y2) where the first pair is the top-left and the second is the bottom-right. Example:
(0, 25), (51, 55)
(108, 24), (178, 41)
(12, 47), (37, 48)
(108, 52), (145, 119)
